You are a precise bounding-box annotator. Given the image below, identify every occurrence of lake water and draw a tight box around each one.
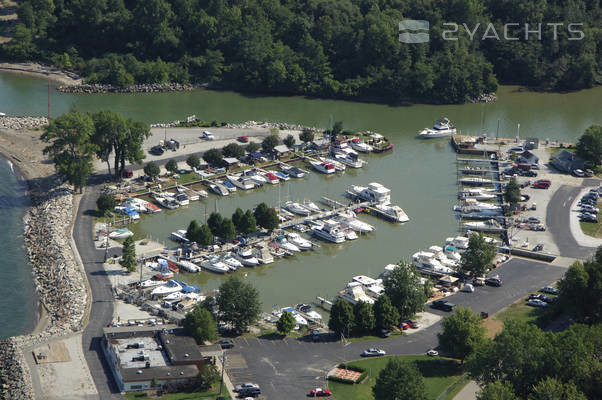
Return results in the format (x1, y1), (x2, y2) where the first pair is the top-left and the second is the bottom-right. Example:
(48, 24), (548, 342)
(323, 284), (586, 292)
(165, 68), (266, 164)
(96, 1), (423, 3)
(1, 70), (601, 322)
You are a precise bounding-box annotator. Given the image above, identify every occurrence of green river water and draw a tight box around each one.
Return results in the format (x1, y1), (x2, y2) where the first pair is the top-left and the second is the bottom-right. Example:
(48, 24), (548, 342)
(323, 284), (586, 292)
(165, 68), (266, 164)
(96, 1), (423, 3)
(1, 70), (601, 318)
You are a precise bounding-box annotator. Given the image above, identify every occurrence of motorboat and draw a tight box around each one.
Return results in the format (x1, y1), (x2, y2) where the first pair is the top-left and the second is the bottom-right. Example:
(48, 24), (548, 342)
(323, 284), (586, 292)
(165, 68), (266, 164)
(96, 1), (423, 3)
(279, 208), (295, 219)
(252, 246), (274, 264)
(428, 245), (459, 269)
(412, 252), (454, 275)
(209, 182), (230, 196)
(348, 182), (391, 204)
(309, 160), (336, 174)
(219, 179), (237, 192)
(462, 219), (504, 233)
(170, 229), (189, 243)
(273, 307), (308, 326)
(164, 291), (186, 302)
(275, 236), (300, 252)
(337, 282), (374, 305)
(175, 193), (189, 206)
(352, 275), (384, 299)
(350, 138), (373, 153)
(176, 186), (202, 201)
(285, 201), (311, 216)
(241, 169), (267, 185)
(262, 171), (280, 184)
(139, 279), (165, 288)
(319, 156), (345, 171)
(234, 247), (260, 266)
(311, 219), (345, 243)
(458, 188), (497, 201)
(418, 118), (456, 138)
(169, 258), (201, 273)
(344, 228), (358, 240)
(285, 232), (312, 250)
(336, 210), (374, 233)
(153, 193), (180, 209)
(445, 236), (469, 250)
(378, 264), (399, 279)
(200, 257), (230, 273)
(302, 200), (321, 213)
(269, 246), (286, 258)
(280, 164), (305, 178)
(334, 152), (364, 169)
(227, 174), (256, 190)
(151, 280), (182, 297)
(220, 252), (244, 270)
(275, 171), (290, 181)
(108, 228), (133, 239)
(374, 203), (409, 222)
(459, 177), (494, 186)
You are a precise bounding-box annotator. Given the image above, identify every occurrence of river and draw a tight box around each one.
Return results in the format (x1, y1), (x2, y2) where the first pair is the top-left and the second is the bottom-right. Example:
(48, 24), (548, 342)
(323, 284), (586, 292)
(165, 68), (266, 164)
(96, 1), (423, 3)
(1, 70), (601, 324)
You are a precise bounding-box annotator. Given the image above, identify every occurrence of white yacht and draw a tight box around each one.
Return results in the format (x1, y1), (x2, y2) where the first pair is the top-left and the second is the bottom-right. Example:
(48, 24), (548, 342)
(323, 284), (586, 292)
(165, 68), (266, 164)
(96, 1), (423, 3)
(336, 210), (374, 233)
(334, 152), (364, 168)
(108, 228), (134, 239)
(344, 228), (358, 240)
(220, 252), (244, 270)
(285, 232), (312, 250)
(458, 188), (497, 201)
(280, 164), (306, 178)
(170, 229), (189, 243)
(302, 200), (321, 213)
(200, 257), (230, 273)
(227, 174), (256, 190)
(285, 201), (311, 216)
(311, 219), (345, 243)
(275, 236), (300, 252)
(151, 280), (182, 297)
(153, 193), (180, 209)
(169, 258), (201, 273)
(234, 247), (260, 266)
(374, 203), (409, 222)
(241, 169), (267, 185)
(349, 138), (373, 153)
(319, 156), (345, 171)
(164, 291), (186, 302)
(446, 236), (469, 249)
(419, 118), (456, 138)
(412, 251), (454, 275)
(352, 275), (385, 299)
(252, 246), (274, 264)
(428, 245), (459, 269)
(462, 219), (504, 233)
(337, 282), (375, 305)
(348, 182), (391, 204)
(310, 160), (336, 174)
(460, 177), (494, 186)
(139, 279), (165, 288)
(209, 182), (230, 196)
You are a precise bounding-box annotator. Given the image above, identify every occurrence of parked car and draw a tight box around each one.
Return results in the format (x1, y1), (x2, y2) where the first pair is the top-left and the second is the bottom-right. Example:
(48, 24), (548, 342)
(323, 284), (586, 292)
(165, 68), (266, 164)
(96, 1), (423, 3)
(580, 214), (599, 223)
(507, 146), (524, 153)
(473, 277), (486, 286)
(532, 243), (544, 252)
(584, 169), (594, 177)
(361, 348), (386, 357)
(217, 339), (235, 349)
(522, 170), (538, 177)
(526, 216), (541, 224)
(380, 329), (391, 338)
(580, 205), (599, 213)
(532, 181), (550, 189)
(237, 135), (249, 143)
(541, 286), (559, 295)
(486, 276), (503, 287)
(201, 130), (215, 140)
(520, 194), (531, 201)
(121, 169), (133, 178)
(150, 145), (164, 155)
(234, 383), (260, 393)
(309, 388), (332, 397)
(426, 349), (439, 357)
(431, 300), (455, 311)
(239, 387), (261, 397)
(410, 322), (421, 329)
(527, 299), (548, 307)
(572, 169), (585, 177)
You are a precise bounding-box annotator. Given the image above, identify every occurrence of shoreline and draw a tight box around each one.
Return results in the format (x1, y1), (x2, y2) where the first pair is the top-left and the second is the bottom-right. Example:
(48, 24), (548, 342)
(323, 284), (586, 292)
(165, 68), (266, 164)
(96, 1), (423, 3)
(0, 62), (83, 85)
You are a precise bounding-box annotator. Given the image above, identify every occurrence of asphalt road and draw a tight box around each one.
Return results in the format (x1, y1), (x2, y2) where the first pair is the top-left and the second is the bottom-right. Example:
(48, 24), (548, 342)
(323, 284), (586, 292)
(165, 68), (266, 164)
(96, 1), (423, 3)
(226, 258), (567, 399)
(547, 183), (598, 259)
(75, 179), (123, 399)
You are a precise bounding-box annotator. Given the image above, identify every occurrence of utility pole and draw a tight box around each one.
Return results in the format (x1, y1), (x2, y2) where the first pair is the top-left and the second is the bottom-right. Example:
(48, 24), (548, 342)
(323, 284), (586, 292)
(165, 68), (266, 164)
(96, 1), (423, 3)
(219, 353), (226, 394)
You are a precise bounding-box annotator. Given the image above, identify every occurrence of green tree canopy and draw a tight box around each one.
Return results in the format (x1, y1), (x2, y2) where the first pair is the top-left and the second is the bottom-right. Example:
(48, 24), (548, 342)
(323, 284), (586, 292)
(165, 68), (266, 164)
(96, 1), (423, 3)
(383, 261), (426, 319)
(232, 208), (245, 232)
(216, 276), (261, 334)
(504, 177), (521, 205)
(557, 258), (602, 324)
(299, 129), (314, 144)
(283, 134), (295, 148)
(254, 203), (279, 230)
(207, 212), (223, 236)
(373, 293), (400, 331)
(186, 154), (200, 170)
(198, 224), (214, 246)
(219, 218), (236, 240)
(186, 220), (201, 242)
(203, 148), (223, 166)
(96, 193), (116, 215)
(353, 300), (375, 335)
(276, 311), (296, 335)
(222, 143), (245, 159)
(182, 306), (217, 344)
(261, 135), (279, 154)
(477, 381), (518, 400)
(437, 306), (486, 361)
(143, 161), (160, 179)
(165, 159), (178, 174)
(328, 298), (354, 336)
(199, 364), (220, 391)
(240, 210), (257, 235)
(121, 236), (136, 272)
(373, 359), (427, 400)
(576, 125), (602, 166)
(246, 142), (260, 154)
(461, 233), (496, 277)
(529, 378), (587, 400)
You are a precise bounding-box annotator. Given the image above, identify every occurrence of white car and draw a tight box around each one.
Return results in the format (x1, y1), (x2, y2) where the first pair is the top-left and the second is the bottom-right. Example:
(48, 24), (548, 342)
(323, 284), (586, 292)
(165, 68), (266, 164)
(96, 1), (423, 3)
(361, 348), (386, 357)
(234, 383), (260, 392)
(427, 349), (439, 357)
(541, 286), (559, 295)
(201, 130), (215, 140)
(527, 299), (548, 308)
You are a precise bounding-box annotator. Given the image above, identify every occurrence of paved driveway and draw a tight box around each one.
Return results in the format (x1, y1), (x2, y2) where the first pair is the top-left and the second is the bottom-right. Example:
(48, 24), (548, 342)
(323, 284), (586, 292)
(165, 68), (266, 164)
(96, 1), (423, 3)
(226, 258), (567, 399)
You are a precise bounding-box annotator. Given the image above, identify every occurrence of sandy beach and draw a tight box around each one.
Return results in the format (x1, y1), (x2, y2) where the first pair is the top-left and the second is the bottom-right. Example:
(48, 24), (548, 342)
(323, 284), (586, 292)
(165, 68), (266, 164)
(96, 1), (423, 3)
(0, 62), (82, 85)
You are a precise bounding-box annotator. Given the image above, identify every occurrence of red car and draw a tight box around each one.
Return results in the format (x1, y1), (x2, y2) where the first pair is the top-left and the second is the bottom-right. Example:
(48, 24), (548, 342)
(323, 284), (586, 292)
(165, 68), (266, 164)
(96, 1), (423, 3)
(532, 181), (550, 189)
(310, 388), (332, 397)
(237, 135), (249, 143)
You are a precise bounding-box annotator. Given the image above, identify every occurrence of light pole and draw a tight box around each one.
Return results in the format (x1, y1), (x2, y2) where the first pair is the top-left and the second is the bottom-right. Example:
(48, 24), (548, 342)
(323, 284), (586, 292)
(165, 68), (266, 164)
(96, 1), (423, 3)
(219, 353), (227, 394)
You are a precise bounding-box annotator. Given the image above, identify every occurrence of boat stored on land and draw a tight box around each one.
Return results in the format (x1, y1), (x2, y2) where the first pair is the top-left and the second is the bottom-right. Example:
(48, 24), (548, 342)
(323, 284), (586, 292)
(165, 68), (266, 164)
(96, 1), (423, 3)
(108, 228), (134, 239)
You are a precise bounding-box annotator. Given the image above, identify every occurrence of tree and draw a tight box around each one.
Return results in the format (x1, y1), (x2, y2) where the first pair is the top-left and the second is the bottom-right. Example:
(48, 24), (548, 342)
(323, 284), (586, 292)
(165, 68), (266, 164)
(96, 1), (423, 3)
(41, 111), (97, 192)
(198, 224), (214, 246)
(557, 258), (601, 324)
(165, 159), (178, 174)
(240, 210), (257, 234)
(186, 219), (201, 242)
(328, 298), (354, 336)
(529, 378), (587, 400)
(203, 148), (223, 166)
(299, 129), (314, 144)
(254, 203), (279, 231)
(199, 364), (220, 391)
(437, 306), (486, 362)
(216, 276), (261, 333)
(222, 143), (245, 159)
(186, 154), (200, 170)
(219, 218), (236, 240)
(353, 301), (375, 335)
(373, 359), (427, 400)
(576, 125), (602, 166)
(232, 208), (245, 232)
(96, 193), (116, 215)
(207, 212), (223, 236)
(143, 161), (160, 180)
(246, 142), (260, 154)
(504, 177), (521, 205)
(383, 261), (426, 319)
(182, 306), (217, 344)
(461, 233), (496, 277)
(150, 377), (158, 388)
(477, 382), (518, 400)
(373, 294), (400, 330)
(276, 311), (296, 335)
(283, 134), (295, 148)
(261, 135), (279, 154)
(121, 236), (136, 272)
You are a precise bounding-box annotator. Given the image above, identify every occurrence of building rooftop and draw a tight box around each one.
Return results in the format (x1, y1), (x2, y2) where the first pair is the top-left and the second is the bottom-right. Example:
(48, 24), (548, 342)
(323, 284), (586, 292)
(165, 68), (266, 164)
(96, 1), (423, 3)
(120, 364), (200, 383)
(159, 329), (203, 364)
(111, 336), (168, 370)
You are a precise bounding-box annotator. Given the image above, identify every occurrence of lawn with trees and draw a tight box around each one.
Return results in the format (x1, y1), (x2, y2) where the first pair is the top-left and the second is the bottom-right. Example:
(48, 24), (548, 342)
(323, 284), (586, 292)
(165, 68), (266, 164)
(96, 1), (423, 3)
(460, 233), (496, 277)
(216, 276), (261, 334)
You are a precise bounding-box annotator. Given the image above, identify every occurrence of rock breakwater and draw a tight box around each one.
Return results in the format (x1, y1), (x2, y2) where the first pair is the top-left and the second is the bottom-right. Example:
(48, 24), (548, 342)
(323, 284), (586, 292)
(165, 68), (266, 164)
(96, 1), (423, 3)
(0, 184), (87, 400)
(0, 116), (48, 131)
(57, 82), (203, 94)
(468, 92), (497, 103)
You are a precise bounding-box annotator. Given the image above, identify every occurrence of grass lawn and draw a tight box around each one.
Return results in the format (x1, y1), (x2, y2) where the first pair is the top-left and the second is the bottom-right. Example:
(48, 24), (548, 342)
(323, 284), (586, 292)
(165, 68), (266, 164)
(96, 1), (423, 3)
(495, 299), (541, 325)
(328, 355), (467, 400)
(347, 329), (403, 343)
(124, 385), (231, 399)
(580, 220), (602, 238)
